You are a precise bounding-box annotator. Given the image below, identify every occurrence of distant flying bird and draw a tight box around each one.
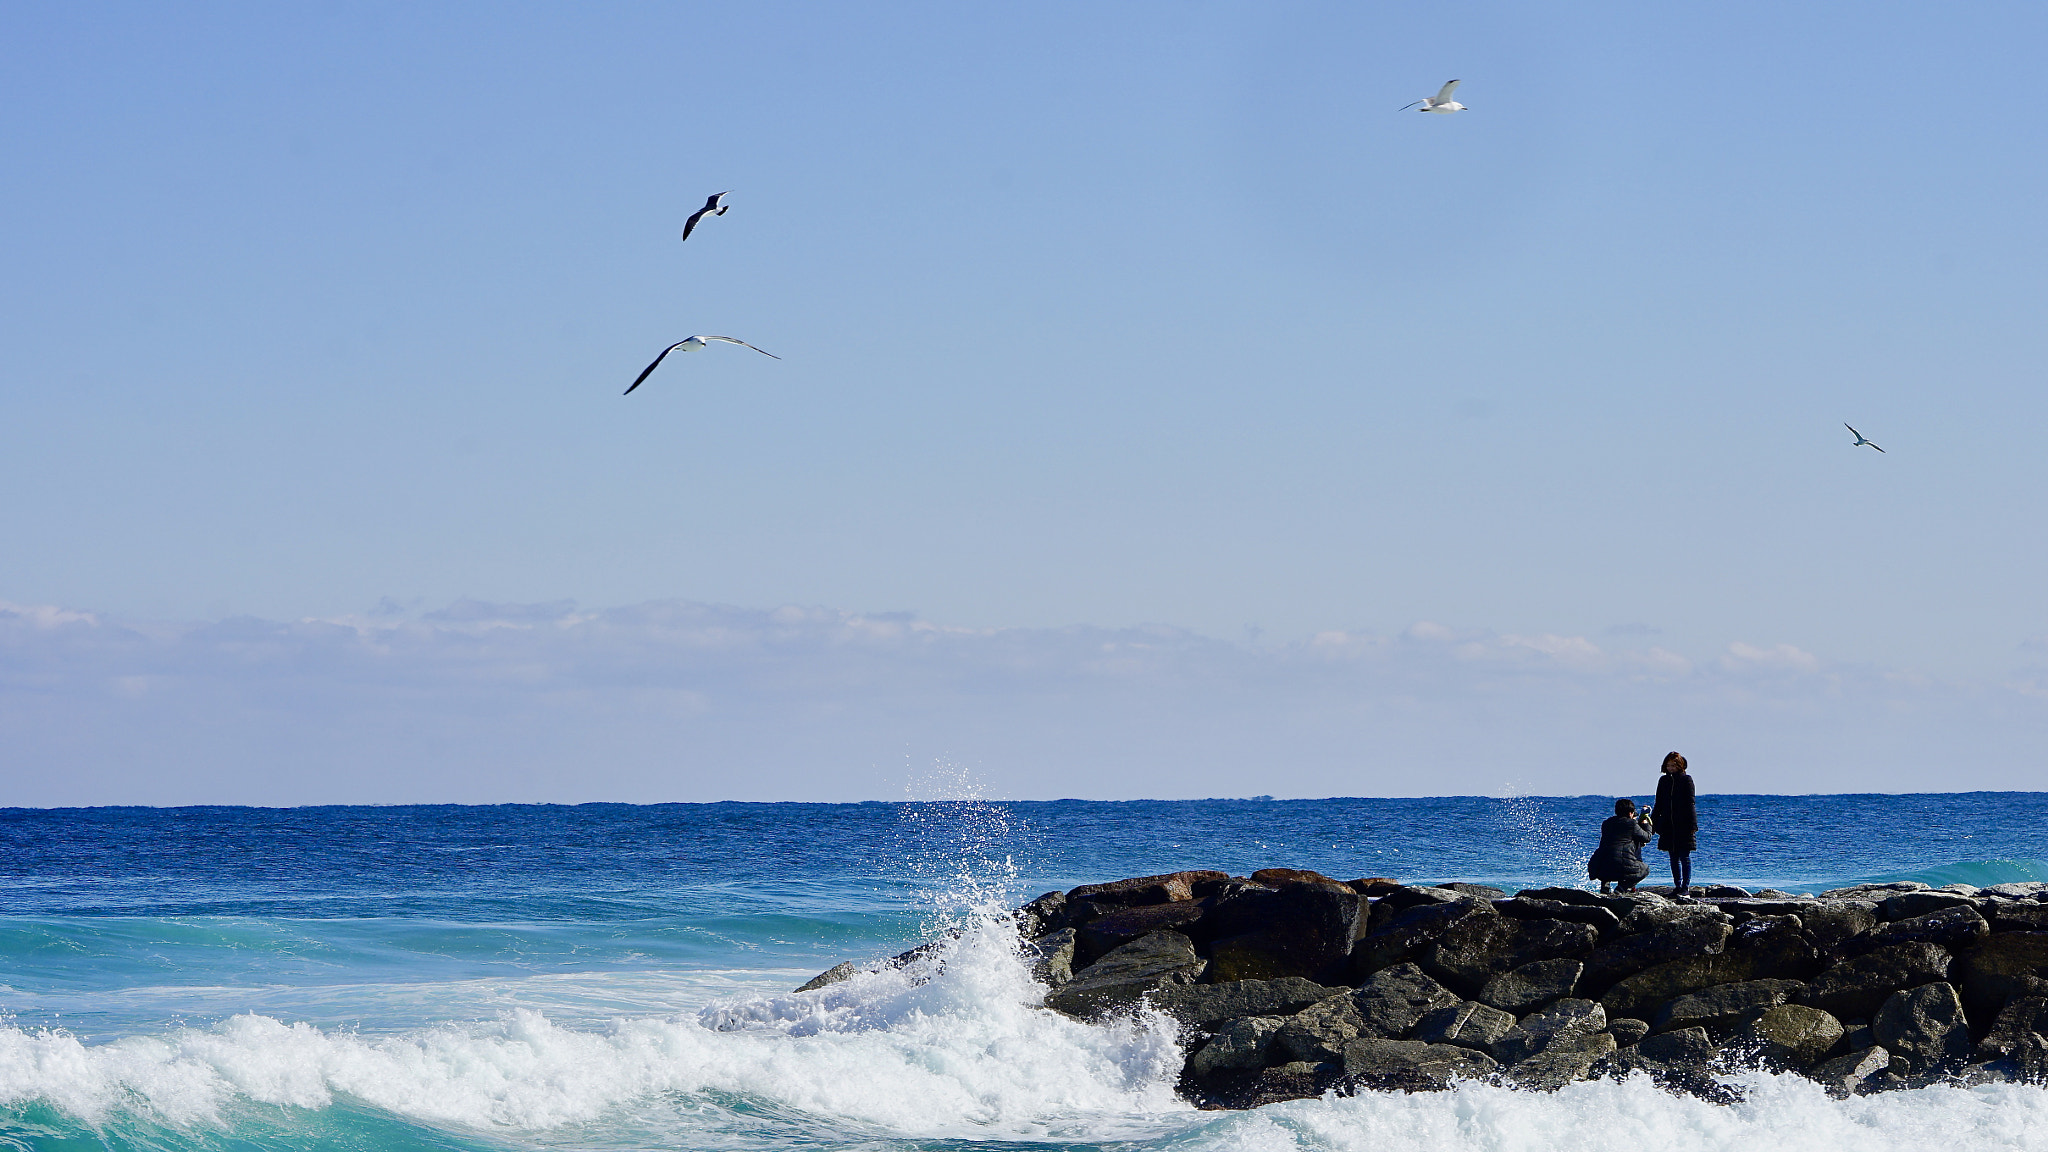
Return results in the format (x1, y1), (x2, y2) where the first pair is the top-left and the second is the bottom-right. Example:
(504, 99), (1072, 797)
(1845, 423), (1885, 453)
(624, 336), (781, 395)
(1399, 80), (1468, 113)
(681, 191), (732, 242)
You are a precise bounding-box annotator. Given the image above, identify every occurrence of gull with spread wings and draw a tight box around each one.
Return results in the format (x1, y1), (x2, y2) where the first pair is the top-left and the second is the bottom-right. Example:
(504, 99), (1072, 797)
(1400, 80), (1468, 113)
(1845, 424), (1885, 453)
(624, 336), (781, 395)
(681, 191), (733, 242)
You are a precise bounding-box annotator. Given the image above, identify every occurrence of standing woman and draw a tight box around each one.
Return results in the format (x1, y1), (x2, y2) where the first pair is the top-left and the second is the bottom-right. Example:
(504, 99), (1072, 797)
(1652, 752), (1697, 896)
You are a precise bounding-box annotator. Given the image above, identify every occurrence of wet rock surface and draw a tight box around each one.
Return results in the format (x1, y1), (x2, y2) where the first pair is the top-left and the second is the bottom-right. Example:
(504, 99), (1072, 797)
(811, 868), (2048, 1108)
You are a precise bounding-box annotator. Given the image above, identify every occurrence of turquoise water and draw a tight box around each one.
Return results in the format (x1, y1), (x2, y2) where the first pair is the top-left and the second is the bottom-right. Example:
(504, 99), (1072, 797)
(2, 794), (2046, 1150)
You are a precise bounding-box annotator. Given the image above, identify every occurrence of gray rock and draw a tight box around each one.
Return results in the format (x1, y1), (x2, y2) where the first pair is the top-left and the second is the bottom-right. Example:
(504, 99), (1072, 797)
(1343, 1038), (1498, 1090)
(1821, 882), (1930, 900)
(1980, 882), (2048, 900)
(1799, 902), (1880, 955)
(1986, 903), (2048, 933)
(1636, 1026), (1716, 1065)
(1479, 958), (1583, 1013)
(1873, 982), (1972, 1073)
(1609, 1017), (1650, 1047)
(1373, 885), (1472, 912)
(1621, 903), (1734, 936)
(1491, 998), (1607, 1064)
(1067, 870), (1231, 908)
(1045, 930), (1206, 1018)
(1800, 942), (1952, 1021)
(1077, 901), (1208, 964)
(1204, 882), (1364, 982)
(1494, 898), (1623, 937)
(1879, 890), (1980, 922)
(1347, 900), (1497, 979)
(1844, 905), (1989, 957)
(1424, 917), (1597, 998)
(1975, 994), (2048, 1058)
(1353, 961), (1459, 1038)
(1183, 1061), (1339, 1109)
(1953, 932), (2048, 1022)
(1150, 976), (1343, 1030)
(1738, 1004), (1844, 1069)
(1653, 978), (1804, 1033)
(1272, 993), (1366, 1063)
(1029, 928), (1077, 987)
(1016, 891), (1069, 938)
(1507, 1031), (1616, 1090)
(1809, 1045), (1890, 1097)
(1581, 918), (1733, 994)
(795, 961), (859, 992)
(1187, 1015), (1287, 1076)
(1413, 999), (1518, 1051)
(1600, 954), (1740, 1021)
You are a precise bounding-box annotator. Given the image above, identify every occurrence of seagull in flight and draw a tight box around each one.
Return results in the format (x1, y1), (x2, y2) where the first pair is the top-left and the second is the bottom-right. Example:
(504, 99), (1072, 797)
(1399, 80), (1467, 113)
(1845, 423), (1885, 453)
(681, 191), (733, 242)
(624, 336), (780, 395)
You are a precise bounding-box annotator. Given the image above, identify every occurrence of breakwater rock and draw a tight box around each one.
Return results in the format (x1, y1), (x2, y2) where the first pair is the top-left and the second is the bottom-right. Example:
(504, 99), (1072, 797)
(800, 870), (2048, 1106)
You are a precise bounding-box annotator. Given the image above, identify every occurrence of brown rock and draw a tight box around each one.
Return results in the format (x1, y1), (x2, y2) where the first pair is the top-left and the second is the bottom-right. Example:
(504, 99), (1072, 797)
(1067, 871), (1230, 908)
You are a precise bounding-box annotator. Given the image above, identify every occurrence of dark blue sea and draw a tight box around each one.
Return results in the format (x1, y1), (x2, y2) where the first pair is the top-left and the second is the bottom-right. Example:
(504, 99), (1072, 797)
(3, 793), (2046, 1150)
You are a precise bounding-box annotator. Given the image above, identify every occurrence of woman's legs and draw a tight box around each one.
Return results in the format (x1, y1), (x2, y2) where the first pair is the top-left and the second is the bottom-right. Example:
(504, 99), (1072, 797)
(1668, 851), (1691, 892)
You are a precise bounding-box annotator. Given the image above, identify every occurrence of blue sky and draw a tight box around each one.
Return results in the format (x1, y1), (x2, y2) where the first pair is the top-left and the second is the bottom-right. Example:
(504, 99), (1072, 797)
(4, 3), (2046, 803)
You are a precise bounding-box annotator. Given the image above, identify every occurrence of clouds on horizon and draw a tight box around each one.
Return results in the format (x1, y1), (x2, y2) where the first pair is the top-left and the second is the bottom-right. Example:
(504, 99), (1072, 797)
(3, 597), (2043, 806)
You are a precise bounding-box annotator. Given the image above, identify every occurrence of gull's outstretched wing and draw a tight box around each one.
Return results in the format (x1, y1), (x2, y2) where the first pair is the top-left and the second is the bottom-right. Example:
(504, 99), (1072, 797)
(1398, 99), (1424, 111)
(704, 336), (782, 359)
(682, 207), (710, 242)
(1434, 79), (1462, 102)
(681, 192), (732, 241)
(1870, 443), (1885, 452)
(624, 341), (691, 394)
(1845, 423), (1864, 441)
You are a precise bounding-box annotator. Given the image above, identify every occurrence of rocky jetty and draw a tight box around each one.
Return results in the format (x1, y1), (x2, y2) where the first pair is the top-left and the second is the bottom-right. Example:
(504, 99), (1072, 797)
(800, 868), (2048, 1106)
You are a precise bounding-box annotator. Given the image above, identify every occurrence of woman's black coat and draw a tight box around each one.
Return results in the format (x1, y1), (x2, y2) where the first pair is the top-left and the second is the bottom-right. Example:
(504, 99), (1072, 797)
(1653, 772), (1697, 854)
(1588, 814), (1652, 883)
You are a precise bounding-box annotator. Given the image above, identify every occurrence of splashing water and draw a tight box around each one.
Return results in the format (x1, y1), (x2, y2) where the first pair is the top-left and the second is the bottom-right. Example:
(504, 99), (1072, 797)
(1491, 786), (1596, 888)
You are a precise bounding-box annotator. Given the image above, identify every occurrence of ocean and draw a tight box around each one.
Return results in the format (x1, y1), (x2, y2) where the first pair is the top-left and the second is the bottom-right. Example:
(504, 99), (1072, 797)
(3, 792), (2047, 1150)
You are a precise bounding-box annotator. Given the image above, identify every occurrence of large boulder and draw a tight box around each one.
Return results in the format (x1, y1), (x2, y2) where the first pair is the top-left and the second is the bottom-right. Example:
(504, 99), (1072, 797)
(1413, 999), (1518, 1051)
(1809, 1045), (1890, 1097)
(1821, 882), (1928, 900)
(1186, 1014), (1287, 1076)
(1842, 905), (1989, 958)
(1620, 904), (1732, 936)
(1479, 959), (1583, 1013)
(1580, 918), (1733, 994)
(795, 961), (858, 993)
(1494, 898), (1622, 937)
(1738, 1005), (1844, 1069)
(1987, 903), (2048, 933)
(1045, 931), (1206, 1017)
(1652, 979), (1804, 1033)
(1799, 942), (1951, 1021)
(1205, 880), (1364, 983)
(1977, 995), (2048, 1059)
(1343, 1038), (1497, 1090)
(1601, 954), (1738, 1021)
(1799, 902), (1880, 956)
(1372, 885), (1473, 913)
(1880, 891), (1979, 921)
(1352, 962), (1459, 1038)
(1271, 992), (1366, 1063)
(1150, 977), (1343, 1031)
(1067, 871), (1230, 908)
(1722, 915), (1823, 981)
(1437, 882), (1510, 901)
(1981, 883), (2048, 900)
(1347, 900), (1497, 979)
(1506, 1031), (1616, 1091)
(1015, 891), (1069, 938)
(1077, 902), (1207, 964)
(1490, 998), (1606, 1064)
(1422, 916), (1598, 998)
(1029, 928), (1077, 987)
(1873, 982), (1972, 1073)
(1952, 932), (2048, 1023)
(1609, 1017), (1650, 1047)
(1184, 1063), (1339, 1110)
(1635, 1026), (1716, 1066)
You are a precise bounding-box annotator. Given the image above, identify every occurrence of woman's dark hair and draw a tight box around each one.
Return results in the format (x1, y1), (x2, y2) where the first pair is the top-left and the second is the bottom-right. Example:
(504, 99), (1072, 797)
(1661, 751), (1688, 772)
(1614, 798), (1635, 815)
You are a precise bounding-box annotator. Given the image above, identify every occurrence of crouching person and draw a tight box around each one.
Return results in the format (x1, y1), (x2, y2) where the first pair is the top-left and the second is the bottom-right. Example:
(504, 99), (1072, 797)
(1588, 798), (1652, 894)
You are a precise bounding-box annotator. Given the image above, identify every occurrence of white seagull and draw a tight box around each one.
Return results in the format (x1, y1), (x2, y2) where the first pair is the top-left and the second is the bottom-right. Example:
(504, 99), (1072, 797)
(681, 191), (733, 242)
(1844, 423), (1885, 453)
(624, 336), (781, 395)
(1399, 80), (1467, 113)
